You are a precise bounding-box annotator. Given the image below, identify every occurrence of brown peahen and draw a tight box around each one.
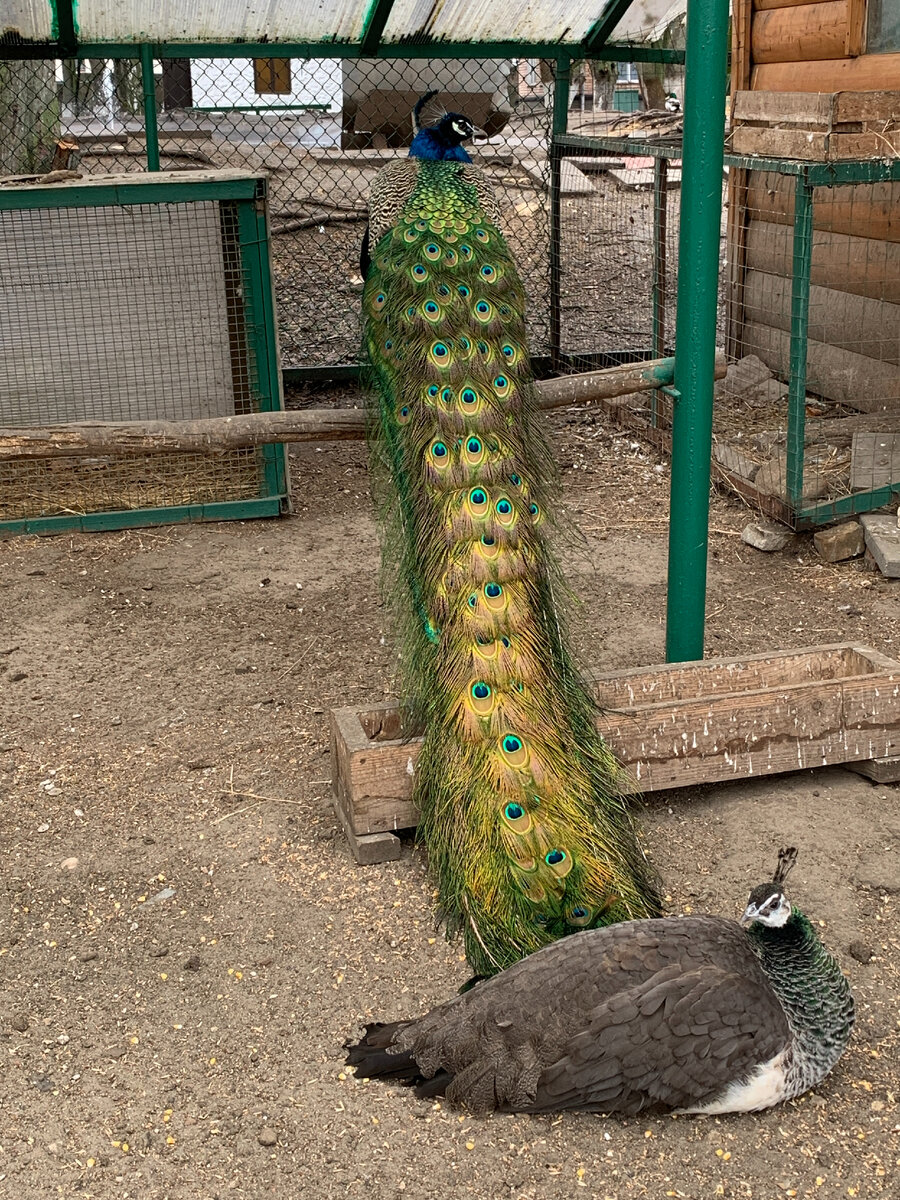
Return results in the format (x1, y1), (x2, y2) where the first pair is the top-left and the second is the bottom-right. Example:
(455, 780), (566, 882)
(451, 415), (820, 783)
(345, 848), (855, 1114)
(362, 94), (661, 978)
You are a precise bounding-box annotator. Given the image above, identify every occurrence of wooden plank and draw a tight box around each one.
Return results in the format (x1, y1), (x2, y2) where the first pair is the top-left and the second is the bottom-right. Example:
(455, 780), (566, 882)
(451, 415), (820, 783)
(846, 0), (866, 56)
(725, 166), (751, 360)
(743, 321), (900, 412)
(731, 125), (830, 159)
(329, 645), (900, 841)
(850, 432), (900, 490)
(733, 89), (835, 126)
(830, 130), (900, 159)
(747, 174), (900, 244)
(846, 754), (900, 783)
(834, 90), (900, 124)
(754, 0), (834, 10)
(745, 220), (900, 304)
(744, 268), (900, 365)
(752, 1), (850, 65)
(731, 0), (754, 103)
(753, 54), (900, 93)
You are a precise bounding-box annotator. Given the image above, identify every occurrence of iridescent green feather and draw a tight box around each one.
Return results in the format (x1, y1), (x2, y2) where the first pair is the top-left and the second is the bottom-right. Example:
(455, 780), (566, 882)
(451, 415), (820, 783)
(364, 158), (661, 975)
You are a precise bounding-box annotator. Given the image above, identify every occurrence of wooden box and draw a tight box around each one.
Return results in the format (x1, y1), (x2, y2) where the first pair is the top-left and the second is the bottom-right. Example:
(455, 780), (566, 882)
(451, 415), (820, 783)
(330, 644), (900, 863)
(731, 90), (900, 161)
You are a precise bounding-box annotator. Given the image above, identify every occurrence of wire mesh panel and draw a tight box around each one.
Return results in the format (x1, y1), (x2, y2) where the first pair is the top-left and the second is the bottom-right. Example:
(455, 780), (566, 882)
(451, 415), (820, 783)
(717, 160), (900, 527)
(0, 171), (287, 532)
(0, 56), (554, 369)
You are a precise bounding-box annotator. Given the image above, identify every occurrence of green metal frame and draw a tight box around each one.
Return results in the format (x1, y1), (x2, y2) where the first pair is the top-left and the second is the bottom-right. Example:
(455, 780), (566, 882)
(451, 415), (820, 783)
(0, 173), (289, 535)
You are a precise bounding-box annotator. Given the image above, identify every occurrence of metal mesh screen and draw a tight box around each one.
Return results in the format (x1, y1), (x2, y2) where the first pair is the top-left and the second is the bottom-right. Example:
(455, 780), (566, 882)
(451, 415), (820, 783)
(717, 164), (900, 526)
(0, 56), (554, 368)
(0, 188), (274, 524)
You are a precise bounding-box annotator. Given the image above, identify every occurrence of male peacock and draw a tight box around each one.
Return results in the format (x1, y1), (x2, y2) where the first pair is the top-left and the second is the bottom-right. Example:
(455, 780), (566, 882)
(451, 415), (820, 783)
(346, 848), (856, 1114)
(362, 93), (661, 977)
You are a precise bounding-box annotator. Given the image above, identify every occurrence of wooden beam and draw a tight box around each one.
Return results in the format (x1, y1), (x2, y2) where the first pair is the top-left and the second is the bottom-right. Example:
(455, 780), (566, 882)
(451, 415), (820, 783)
(753, 53), (900, 91)
(747, 174), (900, 244)
(752, 1), (851, 65)
(0, 354), (726, 460)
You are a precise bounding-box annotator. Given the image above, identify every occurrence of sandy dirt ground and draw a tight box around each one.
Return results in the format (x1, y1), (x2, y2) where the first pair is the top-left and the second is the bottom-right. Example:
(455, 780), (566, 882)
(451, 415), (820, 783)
(2, 410), (899, 1199)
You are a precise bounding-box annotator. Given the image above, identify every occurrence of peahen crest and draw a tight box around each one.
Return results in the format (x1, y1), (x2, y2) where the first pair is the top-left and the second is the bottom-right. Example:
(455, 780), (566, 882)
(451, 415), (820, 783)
(362, 97), (661, 975)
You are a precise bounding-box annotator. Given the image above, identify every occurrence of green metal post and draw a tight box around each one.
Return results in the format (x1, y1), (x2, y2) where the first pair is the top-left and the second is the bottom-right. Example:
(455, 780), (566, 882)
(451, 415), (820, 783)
(140, 44), (160, 171)
(548, 54), (570, 372)
(786, 175), (813, 512)
(665, 0), (729, 663)
(650, 155), (669, 427)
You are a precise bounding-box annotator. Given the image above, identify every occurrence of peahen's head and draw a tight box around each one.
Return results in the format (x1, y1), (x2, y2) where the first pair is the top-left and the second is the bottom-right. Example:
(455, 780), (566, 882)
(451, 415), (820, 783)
(739, 846), (798, 928)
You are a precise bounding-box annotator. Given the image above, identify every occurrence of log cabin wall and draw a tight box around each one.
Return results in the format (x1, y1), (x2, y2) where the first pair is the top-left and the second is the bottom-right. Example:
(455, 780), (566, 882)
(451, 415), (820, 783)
(728, 0), (900, 414)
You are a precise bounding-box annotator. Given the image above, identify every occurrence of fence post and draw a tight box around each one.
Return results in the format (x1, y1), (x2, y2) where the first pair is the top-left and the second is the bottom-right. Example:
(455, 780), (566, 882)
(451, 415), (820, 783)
(664, 0), (729, 663)
(548, 53), (570, 372)
(786, 173), (813, 513)
(140, 44), (160, 171)
(651, 154), (669, 427)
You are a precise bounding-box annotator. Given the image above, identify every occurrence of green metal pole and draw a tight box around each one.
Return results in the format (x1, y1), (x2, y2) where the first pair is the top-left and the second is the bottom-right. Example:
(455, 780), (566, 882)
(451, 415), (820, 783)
(664, 0), (729, 663)
(140, 44), (160, 171)
(786, 174), (813, 513)
(548, 54), (570, 372)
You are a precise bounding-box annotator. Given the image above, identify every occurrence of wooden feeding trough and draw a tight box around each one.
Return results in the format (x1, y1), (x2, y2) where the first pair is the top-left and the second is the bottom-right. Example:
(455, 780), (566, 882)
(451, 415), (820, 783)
(329, 643), (900, 864)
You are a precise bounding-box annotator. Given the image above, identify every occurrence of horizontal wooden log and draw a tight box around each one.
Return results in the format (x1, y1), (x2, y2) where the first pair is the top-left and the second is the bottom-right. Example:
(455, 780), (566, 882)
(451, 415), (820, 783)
(752, 1), (850, 65)
(744, 268), (900, 365)
(747, 174), (900, 245)
(0, 353), (726, 460)
(745, 220), (900, 304)
(743, 321), (900, 412)
(753, 54), (900, 92)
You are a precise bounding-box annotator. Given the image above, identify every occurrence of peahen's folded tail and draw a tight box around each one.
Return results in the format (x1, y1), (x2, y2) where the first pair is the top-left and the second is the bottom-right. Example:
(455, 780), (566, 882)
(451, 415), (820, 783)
(364, 155), (661, 976)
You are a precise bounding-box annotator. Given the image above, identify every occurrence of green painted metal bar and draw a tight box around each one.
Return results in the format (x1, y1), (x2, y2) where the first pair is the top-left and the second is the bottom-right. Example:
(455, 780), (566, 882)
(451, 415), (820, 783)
(360, 0), (399, 56)
(785, 174), (814, 513)
(0, 498), (283, 538)
(558, 134), (683, 159)
(650, 156), (669, 426)
(140, 44), (161, 171)
(0, 177), (262, 211)
(724, 154), (900, 186)
(54, 0), (78, 57)
(796, 485), (900, 529)
(237, 182), (290, 505)
(584, 0), (639, 53)
(664, 0), (729, 664)
(57, 40), (683, 63)
(548, 54), (571, 374)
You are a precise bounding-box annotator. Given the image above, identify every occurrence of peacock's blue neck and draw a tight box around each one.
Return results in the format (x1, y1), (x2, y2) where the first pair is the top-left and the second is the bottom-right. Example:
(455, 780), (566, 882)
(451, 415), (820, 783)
(409, 128), (472, 162)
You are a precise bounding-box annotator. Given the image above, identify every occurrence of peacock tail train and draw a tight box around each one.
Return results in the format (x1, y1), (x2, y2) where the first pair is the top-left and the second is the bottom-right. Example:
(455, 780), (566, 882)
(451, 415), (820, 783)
(363, 142), (661, 977)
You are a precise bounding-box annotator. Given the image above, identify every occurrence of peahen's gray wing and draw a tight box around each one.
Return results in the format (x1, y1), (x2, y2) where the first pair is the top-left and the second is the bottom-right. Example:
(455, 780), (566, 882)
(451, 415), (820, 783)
(390, 917), (792, 1114)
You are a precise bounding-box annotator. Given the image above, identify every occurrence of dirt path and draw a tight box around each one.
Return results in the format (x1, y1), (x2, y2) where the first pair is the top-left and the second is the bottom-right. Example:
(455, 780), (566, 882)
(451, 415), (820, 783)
(2, 414), (898, 1198)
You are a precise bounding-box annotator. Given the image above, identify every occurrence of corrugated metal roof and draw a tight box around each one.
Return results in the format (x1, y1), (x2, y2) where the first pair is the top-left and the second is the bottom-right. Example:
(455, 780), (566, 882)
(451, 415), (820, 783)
(382, 0), (600, 46)
(0, 0), (54, 40)
(2, 0), (684, 46)
(75, 0), (369, 43)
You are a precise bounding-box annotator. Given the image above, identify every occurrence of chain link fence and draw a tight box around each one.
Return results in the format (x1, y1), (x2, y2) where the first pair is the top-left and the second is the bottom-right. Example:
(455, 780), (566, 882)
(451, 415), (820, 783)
(1, 55), (557, 369)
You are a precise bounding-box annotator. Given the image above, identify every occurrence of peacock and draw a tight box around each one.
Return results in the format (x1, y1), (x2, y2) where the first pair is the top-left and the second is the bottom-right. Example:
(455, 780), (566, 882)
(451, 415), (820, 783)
(346, 848), (856, 1115)
(361, 93), (661, 978)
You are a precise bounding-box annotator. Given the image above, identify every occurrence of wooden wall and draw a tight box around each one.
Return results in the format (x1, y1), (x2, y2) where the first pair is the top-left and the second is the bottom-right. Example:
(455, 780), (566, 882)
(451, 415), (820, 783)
(729, 0), (900, 412)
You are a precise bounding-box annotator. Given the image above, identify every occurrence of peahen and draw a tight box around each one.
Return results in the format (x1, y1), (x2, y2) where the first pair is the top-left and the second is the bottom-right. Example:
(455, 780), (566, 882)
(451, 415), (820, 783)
(345, 848), (855, 1115)
(361, 93), (661, 977)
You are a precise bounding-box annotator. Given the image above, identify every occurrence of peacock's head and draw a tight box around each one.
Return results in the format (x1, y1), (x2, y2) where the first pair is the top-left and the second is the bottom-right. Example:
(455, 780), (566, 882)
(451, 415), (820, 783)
(434, 112), (476, 148)
(739, 846), (798, 928)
